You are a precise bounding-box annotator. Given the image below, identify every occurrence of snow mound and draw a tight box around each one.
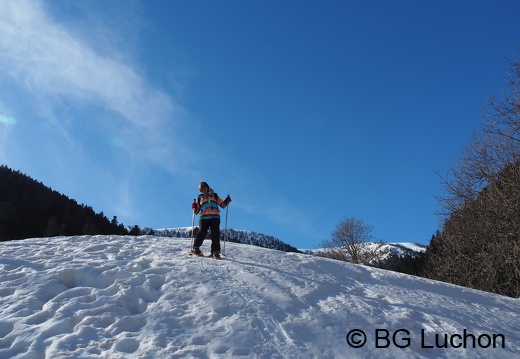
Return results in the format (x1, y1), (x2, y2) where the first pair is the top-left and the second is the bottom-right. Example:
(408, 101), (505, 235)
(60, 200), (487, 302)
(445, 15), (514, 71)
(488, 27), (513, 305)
(0, 235), (518, 358)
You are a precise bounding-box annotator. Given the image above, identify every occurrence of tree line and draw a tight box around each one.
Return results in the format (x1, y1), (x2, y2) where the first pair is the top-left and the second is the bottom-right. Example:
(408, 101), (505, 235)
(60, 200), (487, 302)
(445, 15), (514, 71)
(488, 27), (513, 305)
(319, 55), (520, 298)
(0, 166), (130, 241)
(424, 56), (520, 298)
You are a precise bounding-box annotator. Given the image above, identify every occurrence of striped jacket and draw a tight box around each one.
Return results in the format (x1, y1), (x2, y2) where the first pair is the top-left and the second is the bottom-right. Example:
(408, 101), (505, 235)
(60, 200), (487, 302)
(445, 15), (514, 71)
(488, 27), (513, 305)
(195, 190), (229, 219)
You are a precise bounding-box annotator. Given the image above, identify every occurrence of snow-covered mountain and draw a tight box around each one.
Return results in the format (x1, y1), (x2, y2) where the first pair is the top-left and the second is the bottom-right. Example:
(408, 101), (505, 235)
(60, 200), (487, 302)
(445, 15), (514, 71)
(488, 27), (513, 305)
(146, 227), (300, 253)
(1, 235), (518, 358)
(303, 242), (426, 256)
(149, 227), (426, 258)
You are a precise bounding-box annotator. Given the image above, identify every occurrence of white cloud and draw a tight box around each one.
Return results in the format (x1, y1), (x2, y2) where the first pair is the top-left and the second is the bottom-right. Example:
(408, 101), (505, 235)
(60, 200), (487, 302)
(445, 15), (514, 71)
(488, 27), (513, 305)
(0, 0), (201, 228)
(0, 0), (187, 170)
(0, 0), (304, 237)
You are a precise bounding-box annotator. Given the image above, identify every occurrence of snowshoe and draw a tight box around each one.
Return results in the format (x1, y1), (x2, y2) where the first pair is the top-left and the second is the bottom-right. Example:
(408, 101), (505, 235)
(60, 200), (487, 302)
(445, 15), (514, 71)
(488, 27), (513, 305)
(189, 248), (204, 256)
(208, 251), (222, 260)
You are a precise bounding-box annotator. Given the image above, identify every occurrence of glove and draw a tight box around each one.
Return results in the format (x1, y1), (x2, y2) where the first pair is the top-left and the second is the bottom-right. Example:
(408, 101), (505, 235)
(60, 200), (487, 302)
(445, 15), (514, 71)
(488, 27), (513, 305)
(224, 195), (232, 206)
(191, 201), (199, 211)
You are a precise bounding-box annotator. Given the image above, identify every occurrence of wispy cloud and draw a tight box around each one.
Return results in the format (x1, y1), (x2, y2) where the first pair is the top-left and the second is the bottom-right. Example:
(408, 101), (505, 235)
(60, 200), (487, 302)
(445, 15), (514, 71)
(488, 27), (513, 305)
(0, 0), (187, 170)
(0, 1), (309, 239)
(0, 0), (198, 226)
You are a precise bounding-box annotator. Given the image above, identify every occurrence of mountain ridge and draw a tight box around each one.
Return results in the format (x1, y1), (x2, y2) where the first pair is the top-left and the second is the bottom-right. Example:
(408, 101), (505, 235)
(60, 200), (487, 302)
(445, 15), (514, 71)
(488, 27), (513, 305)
(141, 226), (301, 253)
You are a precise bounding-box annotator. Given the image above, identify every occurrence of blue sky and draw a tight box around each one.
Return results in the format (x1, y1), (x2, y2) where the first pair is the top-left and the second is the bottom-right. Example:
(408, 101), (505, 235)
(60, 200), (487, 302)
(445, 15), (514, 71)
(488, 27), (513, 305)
(1, 0), (519, 249)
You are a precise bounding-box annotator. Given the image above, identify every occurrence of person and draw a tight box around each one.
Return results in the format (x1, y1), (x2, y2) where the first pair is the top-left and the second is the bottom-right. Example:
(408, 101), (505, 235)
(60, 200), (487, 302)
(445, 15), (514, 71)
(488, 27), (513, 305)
(190, 181), (231, 259)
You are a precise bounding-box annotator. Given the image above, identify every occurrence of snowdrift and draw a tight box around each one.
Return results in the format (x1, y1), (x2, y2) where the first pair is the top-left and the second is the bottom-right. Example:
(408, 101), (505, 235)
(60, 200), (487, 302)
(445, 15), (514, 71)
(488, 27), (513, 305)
(0, 235), (518, 358)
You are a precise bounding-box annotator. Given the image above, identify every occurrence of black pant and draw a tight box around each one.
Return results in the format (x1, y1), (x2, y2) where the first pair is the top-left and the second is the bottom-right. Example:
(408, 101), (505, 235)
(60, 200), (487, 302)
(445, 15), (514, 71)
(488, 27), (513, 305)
(194, 218), (220, 253)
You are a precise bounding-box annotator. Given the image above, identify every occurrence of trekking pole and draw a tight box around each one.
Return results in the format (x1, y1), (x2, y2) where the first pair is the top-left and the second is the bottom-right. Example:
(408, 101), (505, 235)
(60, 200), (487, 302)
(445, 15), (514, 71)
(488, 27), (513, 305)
(191, 199), (196, 249)
(223, 196), (229, 255)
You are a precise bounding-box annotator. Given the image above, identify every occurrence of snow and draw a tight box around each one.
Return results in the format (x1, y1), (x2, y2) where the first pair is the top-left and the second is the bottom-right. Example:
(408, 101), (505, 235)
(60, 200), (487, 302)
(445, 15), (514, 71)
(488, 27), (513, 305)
(301, 242), (427, 257)
(1, 235), (519, 358)
(389, 242), (427, 253)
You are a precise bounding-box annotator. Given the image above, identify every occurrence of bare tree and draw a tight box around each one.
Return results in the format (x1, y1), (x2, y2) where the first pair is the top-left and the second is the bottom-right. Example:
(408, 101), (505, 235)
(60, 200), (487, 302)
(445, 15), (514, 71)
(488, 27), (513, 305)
(320, 216), (377, 264)
(437, 56), (520, 219)
(427, 55), (520, 298)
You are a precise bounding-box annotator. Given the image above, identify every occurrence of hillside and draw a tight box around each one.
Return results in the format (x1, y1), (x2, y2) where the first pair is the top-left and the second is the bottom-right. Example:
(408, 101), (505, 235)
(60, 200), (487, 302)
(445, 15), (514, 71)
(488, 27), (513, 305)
(1, 235), (518, 358)
(0, 165), (128, 241)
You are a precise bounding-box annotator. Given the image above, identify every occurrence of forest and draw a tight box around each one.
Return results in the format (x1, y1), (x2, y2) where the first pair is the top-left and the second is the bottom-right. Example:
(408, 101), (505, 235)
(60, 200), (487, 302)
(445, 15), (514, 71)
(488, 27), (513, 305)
(424, 57), (520, 298)
(0, 165), (129, 241)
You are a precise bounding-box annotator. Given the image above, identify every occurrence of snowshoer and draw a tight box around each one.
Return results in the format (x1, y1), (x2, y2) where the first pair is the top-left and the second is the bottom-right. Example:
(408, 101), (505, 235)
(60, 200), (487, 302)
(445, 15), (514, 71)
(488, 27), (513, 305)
(190, 182), (231, 259)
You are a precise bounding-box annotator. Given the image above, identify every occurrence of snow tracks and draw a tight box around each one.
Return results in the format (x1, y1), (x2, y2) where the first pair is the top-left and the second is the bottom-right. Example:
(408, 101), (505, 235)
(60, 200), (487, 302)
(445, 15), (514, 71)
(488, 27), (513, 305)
(1, 235), (519, 358)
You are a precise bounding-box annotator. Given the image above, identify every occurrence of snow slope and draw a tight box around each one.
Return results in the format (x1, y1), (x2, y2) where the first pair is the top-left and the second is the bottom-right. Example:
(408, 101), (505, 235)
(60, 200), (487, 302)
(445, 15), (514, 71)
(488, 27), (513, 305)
(0, 235), (518, 358)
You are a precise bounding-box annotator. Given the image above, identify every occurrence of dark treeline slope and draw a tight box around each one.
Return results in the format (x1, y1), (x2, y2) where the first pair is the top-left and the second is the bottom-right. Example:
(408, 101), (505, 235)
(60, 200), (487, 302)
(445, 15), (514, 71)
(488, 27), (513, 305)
(0, 165), (128, 241)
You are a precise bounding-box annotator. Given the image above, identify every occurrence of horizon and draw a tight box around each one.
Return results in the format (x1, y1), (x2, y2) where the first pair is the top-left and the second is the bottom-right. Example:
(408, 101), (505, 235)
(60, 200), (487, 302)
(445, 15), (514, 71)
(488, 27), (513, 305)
(1, 1), (520, 249)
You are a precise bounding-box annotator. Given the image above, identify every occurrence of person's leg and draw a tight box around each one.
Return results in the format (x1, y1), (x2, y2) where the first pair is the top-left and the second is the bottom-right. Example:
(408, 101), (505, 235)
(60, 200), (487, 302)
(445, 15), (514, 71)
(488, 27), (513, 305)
(209, 218), (221, 253)
(193, 219), (210, 250)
